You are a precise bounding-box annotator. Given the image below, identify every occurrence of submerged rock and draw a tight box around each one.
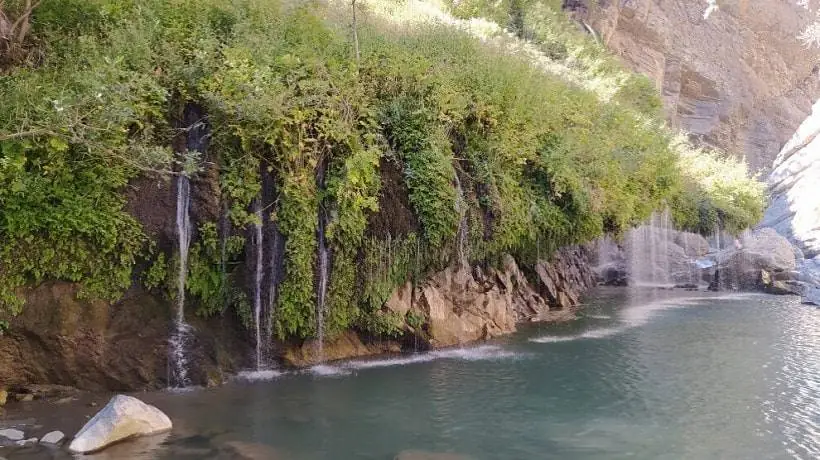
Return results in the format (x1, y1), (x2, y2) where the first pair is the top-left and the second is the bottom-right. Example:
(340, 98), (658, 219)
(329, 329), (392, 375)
(0, 429), (24, 442)
(68, 395), (172, 454)
(394, 450), (474, 460)
(40, 431), (65, 445)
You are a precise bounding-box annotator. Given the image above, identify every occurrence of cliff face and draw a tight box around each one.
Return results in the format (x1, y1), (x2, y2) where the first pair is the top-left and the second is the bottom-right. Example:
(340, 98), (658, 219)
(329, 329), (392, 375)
(568, 0), (820, 171)
(759, 98), (820, 295)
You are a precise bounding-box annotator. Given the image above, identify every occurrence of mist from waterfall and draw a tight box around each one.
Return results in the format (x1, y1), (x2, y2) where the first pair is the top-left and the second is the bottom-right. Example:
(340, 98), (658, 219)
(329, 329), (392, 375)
(627, 208), (673, 288)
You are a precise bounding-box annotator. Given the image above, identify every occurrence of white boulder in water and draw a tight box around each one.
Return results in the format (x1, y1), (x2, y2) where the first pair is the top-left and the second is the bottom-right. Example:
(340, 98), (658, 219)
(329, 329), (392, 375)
(68, 395), (172, 454)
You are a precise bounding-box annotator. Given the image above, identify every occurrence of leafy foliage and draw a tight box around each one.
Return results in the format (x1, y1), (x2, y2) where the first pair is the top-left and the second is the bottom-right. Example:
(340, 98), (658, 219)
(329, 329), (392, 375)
(0, 0), (764, 343)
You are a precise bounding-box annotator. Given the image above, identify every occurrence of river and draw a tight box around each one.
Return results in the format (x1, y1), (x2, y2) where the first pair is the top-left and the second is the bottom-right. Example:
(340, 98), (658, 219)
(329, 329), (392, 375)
(3, 288), (819, 459)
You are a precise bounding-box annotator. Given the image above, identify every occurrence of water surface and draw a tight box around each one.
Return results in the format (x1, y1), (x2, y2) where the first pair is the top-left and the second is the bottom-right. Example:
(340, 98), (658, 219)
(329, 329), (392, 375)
(5, 288), (819, 459)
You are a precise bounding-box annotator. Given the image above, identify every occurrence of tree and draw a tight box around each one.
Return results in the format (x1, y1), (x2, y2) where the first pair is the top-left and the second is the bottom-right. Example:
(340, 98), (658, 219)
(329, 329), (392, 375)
(0, 0), (41, 66)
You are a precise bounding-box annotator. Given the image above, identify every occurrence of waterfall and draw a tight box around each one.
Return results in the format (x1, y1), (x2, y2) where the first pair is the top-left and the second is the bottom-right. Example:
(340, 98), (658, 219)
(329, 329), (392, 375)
(168, 104), (207, 388)
(169, 173), (193, 387)
(176, 175), (192, 322)
(315, 162), (330, 362)
(252, 199), (264, 369)
(627, 208), (673, 287)
(261, 165), (285, 360)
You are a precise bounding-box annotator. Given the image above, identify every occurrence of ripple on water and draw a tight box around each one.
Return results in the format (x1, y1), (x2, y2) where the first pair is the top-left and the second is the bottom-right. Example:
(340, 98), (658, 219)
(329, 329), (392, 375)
(529, 293), (745, 345)
(765, 303), (820, 459)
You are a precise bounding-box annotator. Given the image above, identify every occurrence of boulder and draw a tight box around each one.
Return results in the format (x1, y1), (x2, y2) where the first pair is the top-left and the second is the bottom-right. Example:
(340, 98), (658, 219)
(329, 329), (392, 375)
(715, 229), (797, 290)
(68, 395), (172, 454)
(385, 282), (413, 318)
(674, 232), (710, 257)
(41, 431), (65, 445)
(0, 429), (24, 442)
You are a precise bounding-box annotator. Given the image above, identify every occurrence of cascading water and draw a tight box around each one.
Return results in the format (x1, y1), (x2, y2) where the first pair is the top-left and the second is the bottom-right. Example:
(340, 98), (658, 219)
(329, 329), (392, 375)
(261, 165), (285, 362)
(168, 104), (207, 388)
(627, 208), (673, 287)
(252, 199), (264, 369)
(169, 173), (193, 387)
(315, 161), (330, 363)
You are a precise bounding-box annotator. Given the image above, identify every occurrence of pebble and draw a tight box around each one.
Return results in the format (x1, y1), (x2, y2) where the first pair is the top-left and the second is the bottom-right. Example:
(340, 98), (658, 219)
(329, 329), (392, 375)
(15, 438), (38, 446)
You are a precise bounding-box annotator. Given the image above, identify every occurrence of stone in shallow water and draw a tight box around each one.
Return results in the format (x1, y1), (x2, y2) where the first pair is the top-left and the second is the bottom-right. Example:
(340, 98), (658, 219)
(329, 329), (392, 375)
(41, 431), (65, 445)
(0, 429), (24, 442)
(394, 450), (474, 460)
(68, 395), (172, 454)
(15, 438), (37, 446)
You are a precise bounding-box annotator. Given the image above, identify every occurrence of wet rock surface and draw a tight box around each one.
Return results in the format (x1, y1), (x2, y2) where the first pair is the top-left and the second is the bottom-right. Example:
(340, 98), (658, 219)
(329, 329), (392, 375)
(286, 249), (596, 366)
(0, 283), (251, 392)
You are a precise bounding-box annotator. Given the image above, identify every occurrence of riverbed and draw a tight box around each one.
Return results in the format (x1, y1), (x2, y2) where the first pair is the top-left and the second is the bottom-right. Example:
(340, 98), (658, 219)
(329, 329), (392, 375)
(2, 288), (818, 459)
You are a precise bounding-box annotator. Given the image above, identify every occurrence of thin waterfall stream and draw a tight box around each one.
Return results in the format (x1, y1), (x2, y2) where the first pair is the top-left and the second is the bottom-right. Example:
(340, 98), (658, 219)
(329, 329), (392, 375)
(169, 173), (193, 387)
(252, 199), (264, 370)
(315, 161), (330, 363)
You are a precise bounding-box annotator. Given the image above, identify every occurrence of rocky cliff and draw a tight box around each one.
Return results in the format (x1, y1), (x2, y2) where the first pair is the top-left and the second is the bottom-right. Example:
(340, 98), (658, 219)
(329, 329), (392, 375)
(759, 97), (820, 296)
(0, 249), (596, 389)
(567, 0), (820, 171)
(282, 247), (597, 367)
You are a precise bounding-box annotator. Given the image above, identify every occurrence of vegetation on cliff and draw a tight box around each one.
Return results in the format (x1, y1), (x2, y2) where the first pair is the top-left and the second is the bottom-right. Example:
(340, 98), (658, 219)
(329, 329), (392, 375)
(0, 0), (763, 339)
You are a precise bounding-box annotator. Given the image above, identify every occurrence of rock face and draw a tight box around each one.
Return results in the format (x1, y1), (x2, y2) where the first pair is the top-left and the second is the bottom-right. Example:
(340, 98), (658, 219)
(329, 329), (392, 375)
(760, 98), (820, 258)
(68, 395), (172, 454)
(0, 282), (251, 391)
(388, 247), (595, 349)
(568, 0), (820, 171)
(758, 96), (820, 302)
(714, 228), (799, 292)
(283, 331), (402, 367)
(285, 248), (595, 366)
